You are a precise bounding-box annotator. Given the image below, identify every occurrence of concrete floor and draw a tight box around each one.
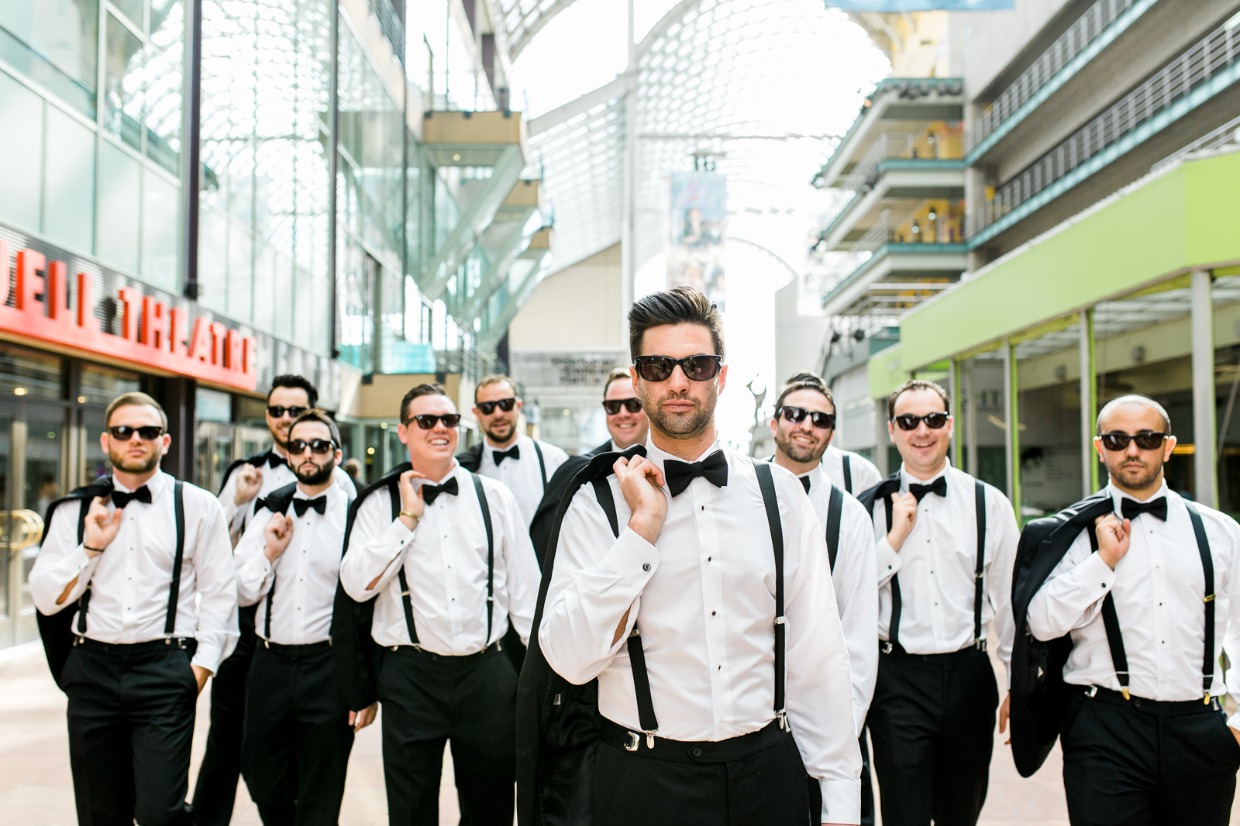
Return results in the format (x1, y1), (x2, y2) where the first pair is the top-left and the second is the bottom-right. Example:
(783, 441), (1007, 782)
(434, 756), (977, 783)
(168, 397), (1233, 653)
(0, 641), (1235, 825)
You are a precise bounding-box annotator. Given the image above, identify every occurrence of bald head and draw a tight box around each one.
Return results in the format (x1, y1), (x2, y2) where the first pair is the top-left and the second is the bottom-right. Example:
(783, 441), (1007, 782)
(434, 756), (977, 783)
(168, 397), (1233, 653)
(1096, 395), (1170, 435)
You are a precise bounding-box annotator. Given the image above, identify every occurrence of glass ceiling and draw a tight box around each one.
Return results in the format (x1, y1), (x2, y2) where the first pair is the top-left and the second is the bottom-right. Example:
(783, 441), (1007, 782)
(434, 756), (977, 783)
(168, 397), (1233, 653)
(516, 0), (889, 276)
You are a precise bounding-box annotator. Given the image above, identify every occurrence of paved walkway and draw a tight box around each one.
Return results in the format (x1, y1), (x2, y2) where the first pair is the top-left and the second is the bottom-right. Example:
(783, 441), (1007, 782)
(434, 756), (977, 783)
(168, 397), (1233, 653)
(0, 642), (1235, 824)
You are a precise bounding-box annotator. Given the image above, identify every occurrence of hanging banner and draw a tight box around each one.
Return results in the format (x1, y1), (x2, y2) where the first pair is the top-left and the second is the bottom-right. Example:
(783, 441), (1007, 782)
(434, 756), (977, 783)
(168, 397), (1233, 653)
(668, 172), (727, 311)
(826, 1), (1012, 9)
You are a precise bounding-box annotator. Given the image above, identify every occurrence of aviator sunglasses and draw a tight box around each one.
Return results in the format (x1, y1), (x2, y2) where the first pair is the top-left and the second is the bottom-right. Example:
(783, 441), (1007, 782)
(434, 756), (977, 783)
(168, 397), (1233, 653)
(405, 413), (462, 430)
(286, 438), (337, 455)
(108, 425), (165, 441)
(476, 398), (517, 415)
(778, 406), (836, 430)
(633, 355), (723, 383)
(267, 405), (308, 419)
(603, 398), (642, 415)
(891, 412), (950, 431)
(1098, 430), (1169, 451)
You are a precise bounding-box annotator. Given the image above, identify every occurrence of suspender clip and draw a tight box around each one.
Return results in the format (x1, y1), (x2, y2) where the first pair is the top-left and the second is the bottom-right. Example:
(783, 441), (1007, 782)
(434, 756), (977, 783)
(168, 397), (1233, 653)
(645, 730), (657, 750)
(973, 639), (988, 652)
(629, 627), (641, 638)
(1085, 685), (1098, 698)
(1204, 692), (1212, 705)
(1205, 593), (1216, 603)
(880, 641), (894, 655)
(777, 710), (789, 731)
(774, 616), (786, 626)
(1121, 687), (1131, 701)
(623, 731), (640, 752)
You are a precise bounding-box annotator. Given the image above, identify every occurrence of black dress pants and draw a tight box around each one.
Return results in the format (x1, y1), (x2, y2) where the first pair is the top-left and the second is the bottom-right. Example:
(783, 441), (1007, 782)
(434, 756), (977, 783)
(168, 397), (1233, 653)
(591, 719), (814, 826)
(64, 639), (198, 826)
(192, 603), (257, 826)
(241, 641), (354, 826)
(867, 646), (998, 826)
(377, 644), (517, 826)
(1061, 687), (1240, 826)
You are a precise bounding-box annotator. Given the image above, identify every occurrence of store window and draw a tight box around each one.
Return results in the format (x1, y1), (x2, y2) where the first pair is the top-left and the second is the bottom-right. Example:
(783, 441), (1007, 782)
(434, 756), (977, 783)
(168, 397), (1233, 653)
(1015, 320), (1084, 519)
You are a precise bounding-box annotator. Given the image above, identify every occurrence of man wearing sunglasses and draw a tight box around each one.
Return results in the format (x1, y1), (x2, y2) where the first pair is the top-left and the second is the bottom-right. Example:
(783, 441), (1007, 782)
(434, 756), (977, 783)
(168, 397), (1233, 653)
(769, 371), (879, 825)
(771, 372), (881, 497)
(529, 287), (860, 825)
(31, 392), (238, 826)
(194, 374), (356, 826)
(457, 374), (568, 529)
(233, 409), (375, 825)
(338, 383), (539, 825)
(857, 379), (1018, 826)
(1017, 395), (1240, 825)
(529, 368), (651, 564)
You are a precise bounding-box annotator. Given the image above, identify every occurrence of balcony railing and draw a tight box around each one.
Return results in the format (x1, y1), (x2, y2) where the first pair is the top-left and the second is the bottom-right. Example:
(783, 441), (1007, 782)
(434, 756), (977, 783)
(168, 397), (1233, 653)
(966, 0), (1148, 153)
(970, 17), (1240, 238)
(841, 133), (960, 191)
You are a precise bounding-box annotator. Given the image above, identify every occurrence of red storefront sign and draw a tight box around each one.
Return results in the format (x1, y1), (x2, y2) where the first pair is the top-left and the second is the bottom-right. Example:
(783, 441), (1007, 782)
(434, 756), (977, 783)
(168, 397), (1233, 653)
(0, 240), (258, 392)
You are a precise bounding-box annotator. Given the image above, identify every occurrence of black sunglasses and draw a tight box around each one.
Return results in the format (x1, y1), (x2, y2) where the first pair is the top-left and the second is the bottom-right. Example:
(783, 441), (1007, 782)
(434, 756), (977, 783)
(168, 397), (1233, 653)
(267, 405), (308, 419)
(892, 412), (950, 431)
(476, 398), (517, 415)
(778, 406), (836, 430)
(286, 438), (336, 456)
(1098, 430), (1168, 451)
(633, 355), (723, 383)
(603, 398), (642, 415)
(108, 425), (165, 441)
(405, 413), (462, 430)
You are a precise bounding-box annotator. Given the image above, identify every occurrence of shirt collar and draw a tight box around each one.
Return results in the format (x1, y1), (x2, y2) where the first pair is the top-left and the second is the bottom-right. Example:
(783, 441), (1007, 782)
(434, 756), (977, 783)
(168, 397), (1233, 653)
(1107, 480), (1169, 508)
(643, 438), (723, 469)
(900, 460), (951, 491)
(113, 469), (170, 499)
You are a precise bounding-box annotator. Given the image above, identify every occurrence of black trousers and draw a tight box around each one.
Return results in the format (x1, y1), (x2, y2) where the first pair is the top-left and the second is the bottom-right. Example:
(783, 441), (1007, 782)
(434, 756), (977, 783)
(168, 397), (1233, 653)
(192, 603), (257, 826)
(64, 639), (199, 826)
(591, 719), (814, 826)
(241, 641), (354, 826)
(1061, 687), (1240, 826)
(867, 646), (998, 826)
(377, 644), (517, 826)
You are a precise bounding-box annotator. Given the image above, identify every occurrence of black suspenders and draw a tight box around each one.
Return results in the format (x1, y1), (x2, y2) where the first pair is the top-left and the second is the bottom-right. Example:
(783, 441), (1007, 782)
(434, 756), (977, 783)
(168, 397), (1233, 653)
(842, 454), (853, 494)
(394, 474), (495, 649)
(591, 461), (787, 749)
(826, 485), (844, 573)
(533, 441), (547, 488)
(882, 478), (987, 653)
(76, 481), (186, 637)
(1094, 501), (1215, 702)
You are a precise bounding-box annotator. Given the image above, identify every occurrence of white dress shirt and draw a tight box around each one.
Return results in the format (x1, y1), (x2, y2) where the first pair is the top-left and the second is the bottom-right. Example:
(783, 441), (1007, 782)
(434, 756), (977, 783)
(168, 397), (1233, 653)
(803, 462), (879, 734)
(1027, 483), (1240, 725)
(540, 440), (861, 823)
(234, 484), (349, 645)
(339, 463), (539, 654)
(823, 445), (882, 497)
(218, 444), (355, 540)
(30, 471), (239, 673)
(477, 434), (569, 527)
(869, 462), (1019, 678)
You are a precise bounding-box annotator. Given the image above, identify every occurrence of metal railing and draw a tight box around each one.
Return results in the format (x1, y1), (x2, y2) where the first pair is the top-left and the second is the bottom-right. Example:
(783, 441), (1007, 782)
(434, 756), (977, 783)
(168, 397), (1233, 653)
(840, 133), (958, 191)
(368, 0), (405, 67)
(1151, 113), (1240, 173)
(967, 0), (1145, 152)
(971, 18), (1240, 237)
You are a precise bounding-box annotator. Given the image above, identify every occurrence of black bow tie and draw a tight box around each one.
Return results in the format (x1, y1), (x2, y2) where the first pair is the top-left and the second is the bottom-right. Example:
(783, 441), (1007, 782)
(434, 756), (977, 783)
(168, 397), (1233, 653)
(493, 445), (520, 466)
(1121, 497), (1167, 521)
(422, 477), (459, 506)
(909, 476), (947, 502)
(665, 451), (729, 497)
(112, 486), (152, 509)
(264, 451), (286, 469)
(799, 475), (812, 494)
(292, 496), (327, 516)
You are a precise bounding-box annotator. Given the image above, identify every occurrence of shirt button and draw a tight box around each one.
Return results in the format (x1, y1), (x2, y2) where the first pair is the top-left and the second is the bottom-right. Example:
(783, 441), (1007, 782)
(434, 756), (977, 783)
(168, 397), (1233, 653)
(642, 563), (651, 572)
(712, 611), (717, 616)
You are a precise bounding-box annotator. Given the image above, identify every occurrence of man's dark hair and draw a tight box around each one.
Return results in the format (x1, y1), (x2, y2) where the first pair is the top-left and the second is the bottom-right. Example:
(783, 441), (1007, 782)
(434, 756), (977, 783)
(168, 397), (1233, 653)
(288, 408), (342, 448)
(475, 374), (518, 403)
(887, 379), (950, 420)
(268, 374), (319, 408)
(602, 367), (633, 400)
(628, 286), (724, 361)
(400, 383), (449, 424)
(775, 371), (834, 412)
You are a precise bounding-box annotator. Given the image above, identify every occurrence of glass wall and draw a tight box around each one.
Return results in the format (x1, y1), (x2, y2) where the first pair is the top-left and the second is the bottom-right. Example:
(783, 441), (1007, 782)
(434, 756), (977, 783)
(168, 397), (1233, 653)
(955, 351), (1007, 491)
(1015, 321), (1084, 518)
(1213, 274), (1240, 520)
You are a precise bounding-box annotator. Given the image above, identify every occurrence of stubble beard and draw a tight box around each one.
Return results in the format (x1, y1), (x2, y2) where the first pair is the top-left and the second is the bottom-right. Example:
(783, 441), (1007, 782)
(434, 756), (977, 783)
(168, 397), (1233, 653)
(109, 449), (160, 475)
(642, 390), (714, 441)
(295, 460), (335, 486)
(774, 429), (826, 465)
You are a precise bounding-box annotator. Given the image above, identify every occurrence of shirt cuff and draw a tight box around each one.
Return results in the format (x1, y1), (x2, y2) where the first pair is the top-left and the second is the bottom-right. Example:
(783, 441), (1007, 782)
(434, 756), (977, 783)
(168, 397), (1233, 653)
(820, 777), (861, 825)
(875, 539), (900, 583)
(1075, 552), (1116, 599)
(192, 643), (225, 674)
(603, 527), (659, 582)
